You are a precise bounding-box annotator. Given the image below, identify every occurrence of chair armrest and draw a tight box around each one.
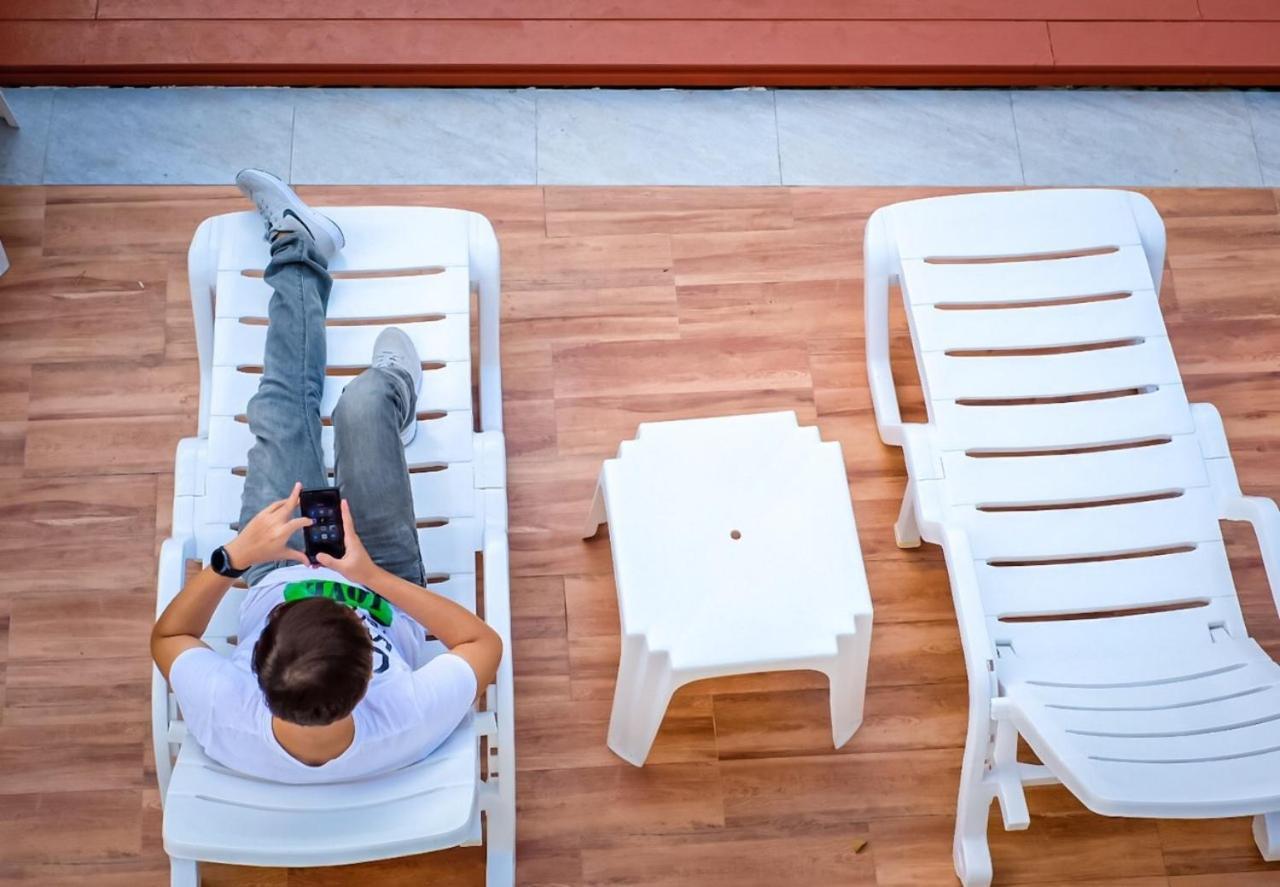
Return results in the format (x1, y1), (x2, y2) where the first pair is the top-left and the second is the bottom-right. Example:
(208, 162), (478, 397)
(1222, 495), (1280, 620)
(153, 533), (196, 799)
(937, 525), (999, 708)
(864, 209), (904, 447)
(469, 212), (503, 434)
(481, 526), (516, 805)
(481, 530), (512, 686)
(156, 534), (197, 616)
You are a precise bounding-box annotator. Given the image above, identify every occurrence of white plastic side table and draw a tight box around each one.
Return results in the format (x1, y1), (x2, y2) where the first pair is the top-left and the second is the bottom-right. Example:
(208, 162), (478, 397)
(583, 411), (874, 766)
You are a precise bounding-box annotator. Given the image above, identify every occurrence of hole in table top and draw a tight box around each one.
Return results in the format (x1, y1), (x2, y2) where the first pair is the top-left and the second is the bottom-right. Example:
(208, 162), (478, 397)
(730, 529), (742, 540)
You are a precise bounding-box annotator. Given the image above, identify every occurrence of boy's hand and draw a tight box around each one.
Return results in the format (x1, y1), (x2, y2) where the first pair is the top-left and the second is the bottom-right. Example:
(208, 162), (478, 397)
(316, 499), (378, 586)
(225, 482), (312, 570)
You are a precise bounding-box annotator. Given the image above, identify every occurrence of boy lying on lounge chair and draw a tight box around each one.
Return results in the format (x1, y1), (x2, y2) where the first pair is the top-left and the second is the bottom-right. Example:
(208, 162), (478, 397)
(150, 171), (502, 781)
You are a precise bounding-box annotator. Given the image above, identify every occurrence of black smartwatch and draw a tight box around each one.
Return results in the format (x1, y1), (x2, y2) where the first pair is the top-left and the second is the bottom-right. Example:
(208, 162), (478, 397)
(210, 545), (249, 579)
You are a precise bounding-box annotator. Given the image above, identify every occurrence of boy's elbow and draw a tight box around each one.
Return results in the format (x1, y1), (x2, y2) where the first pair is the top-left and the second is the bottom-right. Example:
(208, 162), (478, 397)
(149, 621), (177, 664)
(479, 624), (503, 677)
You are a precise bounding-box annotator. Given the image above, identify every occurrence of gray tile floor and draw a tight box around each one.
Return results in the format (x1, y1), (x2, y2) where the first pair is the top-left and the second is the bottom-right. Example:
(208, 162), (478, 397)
(2, 86), (1277, 187)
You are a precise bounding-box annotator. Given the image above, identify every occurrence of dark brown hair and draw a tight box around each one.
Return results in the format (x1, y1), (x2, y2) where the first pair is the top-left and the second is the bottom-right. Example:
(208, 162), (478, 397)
(252, 597), (373, 726)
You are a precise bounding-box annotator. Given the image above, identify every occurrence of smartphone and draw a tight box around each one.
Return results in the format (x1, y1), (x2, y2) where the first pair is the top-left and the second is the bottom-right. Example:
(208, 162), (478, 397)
(300, 487), (345, 564)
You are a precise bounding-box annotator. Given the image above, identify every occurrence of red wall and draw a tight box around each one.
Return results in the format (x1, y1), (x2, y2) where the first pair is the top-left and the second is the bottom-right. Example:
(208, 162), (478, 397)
(2, 1), (1279, 87)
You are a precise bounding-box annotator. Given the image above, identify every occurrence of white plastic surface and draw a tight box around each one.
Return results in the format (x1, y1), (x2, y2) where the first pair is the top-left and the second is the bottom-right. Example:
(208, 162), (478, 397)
(865, 189), (1280, 885)
(164, 722), (481, 867)
(584, 411), (874, 766)
(155, 207), (513, 885)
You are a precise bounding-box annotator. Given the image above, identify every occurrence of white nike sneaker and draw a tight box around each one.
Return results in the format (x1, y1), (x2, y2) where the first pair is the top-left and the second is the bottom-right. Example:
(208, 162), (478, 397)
(371, 327), (424, 446)
(234, 168), (345, 263)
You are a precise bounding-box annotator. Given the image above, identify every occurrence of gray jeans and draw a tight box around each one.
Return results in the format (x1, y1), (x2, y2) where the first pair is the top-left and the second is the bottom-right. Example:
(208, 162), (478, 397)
(240, 231), (425, 588)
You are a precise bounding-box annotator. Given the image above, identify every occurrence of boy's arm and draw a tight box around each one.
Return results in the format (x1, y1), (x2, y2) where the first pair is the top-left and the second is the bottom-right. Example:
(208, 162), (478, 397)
(316, 500), (503, 695)
(151, 483), (312, 680)
(150, 567), (235, 680)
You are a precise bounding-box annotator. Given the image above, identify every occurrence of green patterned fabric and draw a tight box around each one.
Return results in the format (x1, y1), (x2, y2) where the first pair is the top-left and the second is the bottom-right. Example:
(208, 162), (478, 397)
(282, 579), (394, 627)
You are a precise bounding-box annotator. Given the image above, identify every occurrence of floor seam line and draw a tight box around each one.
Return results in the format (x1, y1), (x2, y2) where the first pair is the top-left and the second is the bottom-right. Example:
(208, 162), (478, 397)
(1009, 90), (1028, 187)
(771, 89), (784, 186)
(1242, 94), (1267, 187)
(286, 96), (298, 183)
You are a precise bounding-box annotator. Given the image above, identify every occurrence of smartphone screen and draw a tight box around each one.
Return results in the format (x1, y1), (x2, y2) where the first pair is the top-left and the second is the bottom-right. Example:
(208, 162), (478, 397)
(300, 487), (345, 564)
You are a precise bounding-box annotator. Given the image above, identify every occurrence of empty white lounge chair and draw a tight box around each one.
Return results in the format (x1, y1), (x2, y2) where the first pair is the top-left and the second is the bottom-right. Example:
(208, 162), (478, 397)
(864, 189), (1280, 886)
(153, 206), (514, 886)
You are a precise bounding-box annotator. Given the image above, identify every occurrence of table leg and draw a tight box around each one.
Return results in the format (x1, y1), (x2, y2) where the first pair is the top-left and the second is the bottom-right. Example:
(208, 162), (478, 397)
(582, 473), (607, 539)
(607, 636), (676, 767)
(825, 622), (872, 748)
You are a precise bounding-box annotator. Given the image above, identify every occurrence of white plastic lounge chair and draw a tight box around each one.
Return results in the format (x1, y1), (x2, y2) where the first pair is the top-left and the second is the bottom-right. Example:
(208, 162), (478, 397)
(864, 189), (1280, 886)
(153, 207), (513, 886)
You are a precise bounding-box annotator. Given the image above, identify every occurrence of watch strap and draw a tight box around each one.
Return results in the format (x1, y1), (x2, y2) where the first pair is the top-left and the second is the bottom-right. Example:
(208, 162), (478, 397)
(212, 545), (249, 578)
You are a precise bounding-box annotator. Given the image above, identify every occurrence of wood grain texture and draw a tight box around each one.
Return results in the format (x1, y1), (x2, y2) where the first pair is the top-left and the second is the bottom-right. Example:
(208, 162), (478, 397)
(1, 184), (1279, 885)
(90, 1), (1205, 21)
(1048, 20), (1280, 71)
(3, 2), (1280, 86)
(0, 0), (97, 19)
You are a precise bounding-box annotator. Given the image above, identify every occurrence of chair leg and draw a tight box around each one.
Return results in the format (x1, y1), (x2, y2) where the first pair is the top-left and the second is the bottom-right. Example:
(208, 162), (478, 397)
(606, 639), (675, 767)
(826, 624), (872, 749)
(954, 776), (994, 887)
(895, 480), (922, 548)
(1255, 812), (1280, 861)
(582, 476), (607, 539)
(170, 857), (199, 887)
(953, 707), (995, 887)
(991, 717), (1029, 831)
(485, 804), (515, 887)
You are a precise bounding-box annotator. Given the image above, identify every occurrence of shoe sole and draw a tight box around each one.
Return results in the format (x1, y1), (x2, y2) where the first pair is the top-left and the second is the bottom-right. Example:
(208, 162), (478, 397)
(373, 328), (423, 448)
(235, 169), (345, 256)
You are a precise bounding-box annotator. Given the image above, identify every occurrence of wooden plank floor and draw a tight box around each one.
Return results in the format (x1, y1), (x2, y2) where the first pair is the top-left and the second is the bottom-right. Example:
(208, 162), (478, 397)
(3, 1), (1280, 86)
(2, 184), (1280, 886)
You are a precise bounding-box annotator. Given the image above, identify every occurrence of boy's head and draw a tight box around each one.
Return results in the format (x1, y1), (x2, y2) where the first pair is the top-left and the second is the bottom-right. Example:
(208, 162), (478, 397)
(252, 597), (373, 726)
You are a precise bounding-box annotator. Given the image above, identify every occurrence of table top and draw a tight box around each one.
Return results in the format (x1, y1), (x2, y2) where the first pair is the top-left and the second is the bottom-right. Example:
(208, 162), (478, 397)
(601, 411), (872, 670)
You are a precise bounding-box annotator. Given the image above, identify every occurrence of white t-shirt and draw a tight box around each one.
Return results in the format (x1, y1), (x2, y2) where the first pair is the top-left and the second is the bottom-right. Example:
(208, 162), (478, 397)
(169, 564), (476, 784)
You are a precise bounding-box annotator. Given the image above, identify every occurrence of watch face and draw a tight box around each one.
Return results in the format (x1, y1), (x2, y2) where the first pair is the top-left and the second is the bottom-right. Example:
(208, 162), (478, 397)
(213, 546), (237, 576)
